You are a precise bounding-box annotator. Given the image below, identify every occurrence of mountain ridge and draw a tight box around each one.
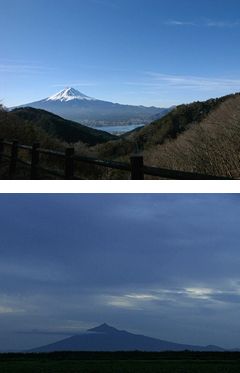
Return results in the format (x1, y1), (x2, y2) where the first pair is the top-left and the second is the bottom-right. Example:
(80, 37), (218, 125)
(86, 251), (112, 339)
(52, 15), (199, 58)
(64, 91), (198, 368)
(10, 87), (173, 127)
(87, 323), (122, 333)
(25, 323), (238, 353)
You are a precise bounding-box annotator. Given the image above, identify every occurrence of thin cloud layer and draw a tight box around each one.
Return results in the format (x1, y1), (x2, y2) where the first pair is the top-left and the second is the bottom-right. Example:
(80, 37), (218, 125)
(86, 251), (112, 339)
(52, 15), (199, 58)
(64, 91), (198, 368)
(203, 18), (240, 28)
(165, 18), (240, 28)
(165, 20), (197, 26)
(0, 61), (58, 74)
(125, 73), (240, 92)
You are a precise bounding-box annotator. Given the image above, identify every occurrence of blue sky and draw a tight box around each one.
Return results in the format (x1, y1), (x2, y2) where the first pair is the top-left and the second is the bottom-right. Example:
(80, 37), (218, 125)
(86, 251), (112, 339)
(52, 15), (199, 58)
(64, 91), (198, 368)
(1, 193), (240, 351)
(1, 0), (240, 108)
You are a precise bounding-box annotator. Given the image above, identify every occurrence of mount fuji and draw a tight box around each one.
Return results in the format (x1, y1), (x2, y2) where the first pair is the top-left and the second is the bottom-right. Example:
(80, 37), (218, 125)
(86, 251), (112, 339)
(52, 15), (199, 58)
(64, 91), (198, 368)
(11, 87), (173, 127)
(45, 87), (96, 102)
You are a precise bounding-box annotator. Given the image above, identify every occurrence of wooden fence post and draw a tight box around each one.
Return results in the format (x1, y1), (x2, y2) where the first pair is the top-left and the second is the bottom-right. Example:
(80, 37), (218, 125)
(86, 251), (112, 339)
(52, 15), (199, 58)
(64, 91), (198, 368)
(130, 155), (144, 180)
(9, 139), (19, 174)
(31, 142), (40, 179)
(0, 138), (4, 163)
(65, 147), (74, 179)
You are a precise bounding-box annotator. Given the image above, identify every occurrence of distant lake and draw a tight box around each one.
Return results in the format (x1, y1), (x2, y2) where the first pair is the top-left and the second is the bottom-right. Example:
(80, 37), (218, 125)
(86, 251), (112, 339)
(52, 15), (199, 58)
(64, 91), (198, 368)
(93, 123), (145, 133)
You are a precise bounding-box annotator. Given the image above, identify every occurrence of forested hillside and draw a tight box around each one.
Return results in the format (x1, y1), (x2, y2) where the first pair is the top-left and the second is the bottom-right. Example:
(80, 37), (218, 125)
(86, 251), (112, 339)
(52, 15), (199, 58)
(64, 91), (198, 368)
(92, 92), (240, 178)
(0, 104), (107, 179)
(142, 93), (240, 178)
(95, 92), (240, 157)
(1, 91), (240, 179)
(11, 107), (117, 146)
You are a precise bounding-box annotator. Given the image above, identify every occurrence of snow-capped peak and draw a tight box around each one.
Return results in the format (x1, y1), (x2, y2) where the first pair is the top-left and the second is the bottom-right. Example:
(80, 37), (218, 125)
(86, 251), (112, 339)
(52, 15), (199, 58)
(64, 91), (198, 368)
(46, 87), (95, 102)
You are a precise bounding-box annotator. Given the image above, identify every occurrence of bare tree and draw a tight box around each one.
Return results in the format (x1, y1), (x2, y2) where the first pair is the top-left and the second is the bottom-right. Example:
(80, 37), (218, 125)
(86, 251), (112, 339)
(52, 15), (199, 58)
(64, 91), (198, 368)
(144, 95), (240, 178)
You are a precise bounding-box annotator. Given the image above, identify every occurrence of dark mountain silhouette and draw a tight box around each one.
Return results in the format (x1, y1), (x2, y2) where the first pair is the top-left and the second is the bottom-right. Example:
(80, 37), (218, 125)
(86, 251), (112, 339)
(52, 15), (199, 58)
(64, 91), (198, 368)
(26, 323), (229, 352)
(11, 107), (117, 146)
(10, 87), (173, 127)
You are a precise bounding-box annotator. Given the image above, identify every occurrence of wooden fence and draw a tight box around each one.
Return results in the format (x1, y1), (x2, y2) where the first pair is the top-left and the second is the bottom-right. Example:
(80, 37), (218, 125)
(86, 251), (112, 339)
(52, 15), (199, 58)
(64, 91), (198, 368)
(0, 138), (233, 180)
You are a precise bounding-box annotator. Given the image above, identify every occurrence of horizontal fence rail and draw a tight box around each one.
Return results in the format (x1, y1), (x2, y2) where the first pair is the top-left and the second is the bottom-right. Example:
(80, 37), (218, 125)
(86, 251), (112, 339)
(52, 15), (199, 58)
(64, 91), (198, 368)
(0, 138), (234, 180)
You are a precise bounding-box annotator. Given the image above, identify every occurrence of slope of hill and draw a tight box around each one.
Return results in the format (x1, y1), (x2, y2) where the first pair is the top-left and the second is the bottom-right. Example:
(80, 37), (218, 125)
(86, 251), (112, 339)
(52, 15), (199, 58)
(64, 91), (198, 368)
(26, 323), (227, 352)
(11, 87), (173, 126)
(94, 92), (240, 159)
(126, 92), (240, 149)
(140, 92), (240, 178)
(11, 107), (117, 146)
(3, 91), (240, 179)
(0, 105), (113, 179)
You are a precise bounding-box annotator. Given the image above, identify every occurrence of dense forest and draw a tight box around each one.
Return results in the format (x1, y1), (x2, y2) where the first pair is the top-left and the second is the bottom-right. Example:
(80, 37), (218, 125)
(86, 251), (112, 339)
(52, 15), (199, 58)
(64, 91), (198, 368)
(1, 91), (240, 179)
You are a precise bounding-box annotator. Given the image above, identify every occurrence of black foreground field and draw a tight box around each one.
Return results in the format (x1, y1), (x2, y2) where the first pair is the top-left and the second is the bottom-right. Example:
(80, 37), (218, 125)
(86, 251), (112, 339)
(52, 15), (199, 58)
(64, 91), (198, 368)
(1, 351), (240, 373)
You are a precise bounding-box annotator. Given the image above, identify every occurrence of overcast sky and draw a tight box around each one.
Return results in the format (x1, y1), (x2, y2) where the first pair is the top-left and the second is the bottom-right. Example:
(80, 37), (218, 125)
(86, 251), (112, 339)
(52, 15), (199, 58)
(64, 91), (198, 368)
(0, 193), (240, 351)
(1, 0), (240, 107)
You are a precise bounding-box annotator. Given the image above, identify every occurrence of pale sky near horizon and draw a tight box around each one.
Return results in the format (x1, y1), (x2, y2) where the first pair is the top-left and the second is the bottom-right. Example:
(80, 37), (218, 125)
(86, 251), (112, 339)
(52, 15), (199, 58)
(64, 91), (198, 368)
(1, 193), (240, 351)
(1, 0), (240, 108)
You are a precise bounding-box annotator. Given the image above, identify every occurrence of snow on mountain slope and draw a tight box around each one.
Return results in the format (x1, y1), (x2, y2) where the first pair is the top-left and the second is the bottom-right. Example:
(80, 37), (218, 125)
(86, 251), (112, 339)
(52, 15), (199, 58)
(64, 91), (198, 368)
(10, 87), (173, 126)
(46, 87), (96, 102)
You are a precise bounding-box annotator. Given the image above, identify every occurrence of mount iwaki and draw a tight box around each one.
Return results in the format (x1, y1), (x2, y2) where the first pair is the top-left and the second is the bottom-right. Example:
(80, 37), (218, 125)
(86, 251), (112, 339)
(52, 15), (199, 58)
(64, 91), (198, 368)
(11, 87), (173, 127)
(25, 323), (239, 353)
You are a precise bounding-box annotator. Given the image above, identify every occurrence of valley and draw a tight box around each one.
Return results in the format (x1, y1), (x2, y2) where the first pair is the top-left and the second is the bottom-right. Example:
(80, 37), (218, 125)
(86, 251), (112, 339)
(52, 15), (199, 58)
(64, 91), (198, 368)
(1, 90), (240, 179)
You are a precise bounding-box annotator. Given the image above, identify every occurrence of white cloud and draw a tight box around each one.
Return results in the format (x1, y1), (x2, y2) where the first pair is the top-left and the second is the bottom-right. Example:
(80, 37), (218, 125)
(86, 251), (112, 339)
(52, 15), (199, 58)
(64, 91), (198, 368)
(165, 20), (197, 26)
(125, 294), (160, 300)
(165, 18), (240, 28)
(106, 295), (140, 309)
(0, 294), (26, 314)
(101, 282), (240, 312)
(124, 73), (240, 93)
(0, 306), (24, 314)
(203, 18), (240, 28)
(0, 63), (58, 74)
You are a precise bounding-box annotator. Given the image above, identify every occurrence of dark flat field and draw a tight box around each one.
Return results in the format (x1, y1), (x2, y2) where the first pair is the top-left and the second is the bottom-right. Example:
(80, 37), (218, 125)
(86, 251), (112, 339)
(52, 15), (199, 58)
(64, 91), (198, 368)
(1, 359), (240, 373)
(1, 351), (240, 373)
